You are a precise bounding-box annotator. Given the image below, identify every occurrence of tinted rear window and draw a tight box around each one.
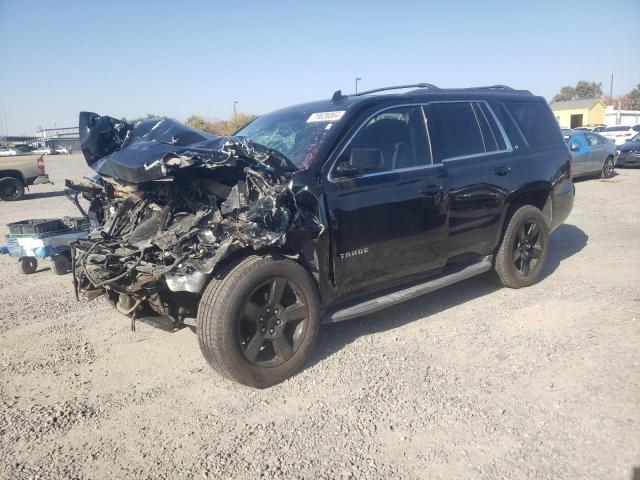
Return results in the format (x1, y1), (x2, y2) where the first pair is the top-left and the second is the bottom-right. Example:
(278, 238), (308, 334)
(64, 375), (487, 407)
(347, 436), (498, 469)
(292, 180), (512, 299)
(424, 102), (485, 160)
(502, 100), (562, 147)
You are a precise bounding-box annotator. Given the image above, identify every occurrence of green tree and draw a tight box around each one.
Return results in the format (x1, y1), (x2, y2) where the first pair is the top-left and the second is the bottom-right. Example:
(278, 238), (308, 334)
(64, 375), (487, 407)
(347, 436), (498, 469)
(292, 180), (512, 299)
(623, 84), (640, 110)
(552, 81), (603, 102)
(603, 84), (640, 110)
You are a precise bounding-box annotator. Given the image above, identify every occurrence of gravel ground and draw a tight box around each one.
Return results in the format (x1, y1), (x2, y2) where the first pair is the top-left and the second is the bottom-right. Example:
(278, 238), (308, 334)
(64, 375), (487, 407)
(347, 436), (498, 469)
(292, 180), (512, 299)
(1, 154), (639, 479)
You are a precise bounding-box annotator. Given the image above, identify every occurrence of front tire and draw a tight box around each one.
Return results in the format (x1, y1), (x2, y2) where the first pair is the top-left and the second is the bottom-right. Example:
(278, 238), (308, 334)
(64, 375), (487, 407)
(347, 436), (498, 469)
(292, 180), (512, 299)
(0, 177), (25, 201)
(197, 255), (320, 388)
(494, 205), (549, 288)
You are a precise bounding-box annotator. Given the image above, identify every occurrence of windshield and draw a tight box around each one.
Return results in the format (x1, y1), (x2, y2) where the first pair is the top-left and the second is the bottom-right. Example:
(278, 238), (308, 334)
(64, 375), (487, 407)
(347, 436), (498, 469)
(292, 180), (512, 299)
(237, 110), (342, 169)
(630, 133), (640, 142)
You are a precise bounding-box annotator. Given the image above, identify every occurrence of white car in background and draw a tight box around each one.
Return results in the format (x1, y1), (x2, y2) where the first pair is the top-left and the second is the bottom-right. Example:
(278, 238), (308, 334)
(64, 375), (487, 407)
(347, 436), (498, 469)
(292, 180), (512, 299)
(53, 146), (70, 154)
(0, 147), (17, 156)
(574, 124), (607, 133)
(32, 146), (53, 155)
(600, 125), (640, 145)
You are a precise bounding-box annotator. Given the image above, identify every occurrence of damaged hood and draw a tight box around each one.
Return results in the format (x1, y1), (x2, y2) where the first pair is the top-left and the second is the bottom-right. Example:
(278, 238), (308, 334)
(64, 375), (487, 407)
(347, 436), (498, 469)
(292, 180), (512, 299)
(79, 112), (297, 183)
(68, 112), (323, 325)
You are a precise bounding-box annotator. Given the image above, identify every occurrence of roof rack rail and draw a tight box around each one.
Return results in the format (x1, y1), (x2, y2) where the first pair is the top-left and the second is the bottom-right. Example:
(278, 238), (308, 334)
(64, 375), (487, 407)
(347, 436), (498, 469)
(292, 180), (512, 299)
(331, 83), (439, 103)
(474, 85), (514, 91)
(354, 83), (439, 96)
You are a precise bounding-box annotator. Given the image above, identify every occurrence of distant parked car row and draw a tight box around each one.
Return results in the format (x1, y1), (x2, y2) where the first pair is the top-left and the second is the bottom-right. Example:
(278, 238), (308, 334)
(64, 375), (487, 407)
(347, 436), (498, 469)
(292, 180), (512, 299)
(562, 125), (640, 145)
(563, 127), (640, 176)
(0, 145), (71, 156)
(573, 124), (607, 133)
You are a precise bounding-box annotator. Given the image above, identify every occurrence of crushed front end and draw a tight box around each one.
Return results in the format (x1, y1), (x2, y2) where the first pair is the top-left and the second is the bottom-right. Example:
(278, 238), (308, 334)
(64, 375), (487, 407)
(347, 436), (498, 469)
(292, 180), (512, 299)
(67, 112), (318, 329)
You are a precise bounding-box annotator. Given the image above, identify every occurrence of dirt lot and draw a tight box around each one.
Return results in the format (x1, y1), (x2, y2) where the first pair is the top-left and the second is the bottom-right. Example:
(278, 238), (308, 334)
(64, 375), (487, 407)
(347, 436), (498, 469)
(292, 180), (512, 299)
(0, 154), (638, 479)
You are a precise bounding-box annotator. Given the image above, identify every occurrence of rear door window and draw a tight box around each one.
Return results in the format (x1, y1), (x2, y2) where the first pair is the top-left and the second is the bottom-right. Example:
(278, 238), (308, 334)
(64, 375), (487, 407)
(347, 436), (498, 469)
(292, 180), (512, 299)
(585, 133), (599, 147)
(502, 100), (563, 147)
(424, 102), (485, 161)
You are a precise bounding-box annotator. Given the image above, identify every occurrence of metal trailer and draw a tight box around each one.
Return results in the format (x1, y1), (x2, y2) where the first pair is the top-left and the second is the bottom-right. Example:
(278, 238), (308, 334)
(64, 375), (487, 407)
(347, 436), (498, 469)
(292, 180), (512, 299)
(2, 218), (89, 275)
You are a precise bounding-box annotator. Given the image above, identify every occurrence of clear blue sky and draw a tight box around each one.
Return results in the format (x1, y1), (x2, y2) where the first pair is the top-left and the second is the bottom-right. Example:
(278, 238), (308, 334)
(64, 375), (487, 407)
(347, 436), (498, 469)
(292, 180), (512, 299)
(1, 0), (638, 134)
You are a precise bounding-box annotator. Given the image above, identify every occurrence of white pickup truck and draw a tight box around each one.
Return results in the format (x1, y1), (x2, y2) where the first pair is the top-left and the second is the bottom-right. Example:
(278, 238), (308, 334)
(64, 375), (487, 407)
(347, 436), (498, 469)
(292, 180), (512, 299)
(0, 154), (50, 200)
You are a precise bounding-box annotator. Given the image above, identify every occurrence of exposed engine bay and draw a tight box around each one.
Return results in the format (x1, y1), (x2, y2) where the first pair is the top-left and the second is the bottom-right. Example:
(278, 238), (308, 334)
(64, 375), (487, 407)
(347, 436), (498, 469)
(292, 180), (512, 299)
(67, 112), (321, 328)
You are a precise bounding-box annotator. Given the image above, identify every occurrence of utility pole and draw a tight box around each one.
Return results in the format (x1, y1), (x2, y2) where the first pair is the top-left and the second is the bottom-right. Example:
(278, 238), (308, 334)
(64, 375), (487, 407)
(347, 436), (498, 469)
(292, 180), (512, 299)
(1, 109), (7, 145)
(355, 77), (362, 94)
(233, 101), (238, 122)
(609, 73), (613, 101)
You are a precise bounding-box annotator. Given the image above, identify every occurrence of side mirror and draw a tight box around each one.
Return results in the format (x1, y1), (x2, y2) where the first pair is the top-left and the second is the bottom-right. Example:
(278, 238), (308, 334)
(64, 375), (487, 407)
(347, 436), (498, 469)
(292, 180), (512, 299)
(335, 148), (384, 178)
(570, 143), (580, 152)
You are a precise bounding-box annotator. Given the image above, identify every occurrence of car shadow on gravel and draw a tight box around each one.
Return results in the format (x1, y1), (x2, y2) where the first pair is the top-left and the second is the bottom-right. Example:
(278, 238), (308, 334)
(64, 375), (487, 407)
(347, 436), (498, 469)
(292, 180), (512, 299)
(301, 223), (588, 374)
(22, 191), (66, 200)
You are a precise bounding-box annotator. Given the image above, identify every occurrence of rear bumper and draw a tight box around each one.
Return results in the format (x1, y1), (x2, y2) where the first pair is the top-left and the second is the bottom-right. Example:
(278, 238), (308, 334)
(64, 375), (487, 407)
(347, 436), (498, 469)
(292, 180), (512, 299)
(550, 180), (575, 233)
(29, 175), (51, 185)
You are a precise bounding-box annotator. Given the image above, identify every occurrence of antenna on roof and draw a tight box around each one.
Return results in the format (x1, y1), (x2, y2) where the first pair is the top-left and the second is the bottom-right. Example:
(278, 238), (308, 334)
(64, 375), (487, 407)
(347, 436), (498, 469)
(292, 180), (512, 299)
(331, 90), (345, 103)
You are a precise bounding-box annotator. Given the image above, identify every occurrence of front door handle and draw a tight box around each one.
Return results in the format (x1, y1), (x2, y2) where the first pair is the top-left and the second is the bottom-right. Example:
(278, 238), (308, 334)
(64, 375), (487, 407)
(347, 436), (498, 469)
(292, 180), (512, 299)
(494, 166), (511, 176)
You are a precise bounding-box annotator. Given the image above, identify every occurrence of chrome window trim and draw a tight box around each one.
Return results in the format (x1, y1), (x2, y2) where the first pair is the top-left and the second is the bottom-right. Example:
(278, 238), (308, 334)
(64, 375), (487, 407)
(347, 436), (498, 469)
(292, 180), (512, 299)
(498, 101), (529, 148)
(471, 103), (488, 151)
(477, 102), (501, 149)
(420, 105), (435, 164)
(327, 100), (513, 182)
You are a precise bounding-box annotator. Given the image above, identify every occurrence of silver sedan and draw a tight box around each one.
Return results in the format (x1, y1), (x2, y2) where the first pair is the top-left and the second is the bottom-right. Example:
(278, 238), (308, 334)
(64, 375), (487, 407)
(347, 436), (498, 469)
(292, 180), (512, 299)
(566, 131), (617, 178)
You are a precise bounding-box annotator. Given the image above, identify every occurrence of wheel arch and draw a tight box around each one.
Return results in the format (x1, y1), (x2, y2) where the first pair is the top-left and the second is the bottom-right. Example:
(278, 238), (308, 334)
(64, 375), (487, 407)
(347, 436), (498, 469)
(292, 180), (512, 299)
(498, 183), (552, 245)
(0, 170), (26, 184)
(203, 246), (322, 303)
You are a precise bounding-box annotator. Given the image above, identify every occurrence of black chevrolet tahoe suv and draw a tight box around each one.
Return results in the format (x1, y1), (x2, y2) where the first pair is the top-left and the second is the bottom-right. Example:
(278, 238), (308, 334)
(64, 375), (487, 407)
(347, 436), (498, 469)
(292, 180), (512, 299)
(69, 84), (574, 388)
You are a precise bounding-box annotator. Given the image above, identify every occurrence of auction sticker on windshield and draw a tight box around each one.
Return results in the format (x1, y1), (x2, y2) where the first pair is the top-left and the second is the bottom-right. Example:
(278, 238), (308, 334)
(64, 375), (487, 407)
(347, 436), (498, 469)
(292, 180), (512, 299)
(307, 111), (345, 123)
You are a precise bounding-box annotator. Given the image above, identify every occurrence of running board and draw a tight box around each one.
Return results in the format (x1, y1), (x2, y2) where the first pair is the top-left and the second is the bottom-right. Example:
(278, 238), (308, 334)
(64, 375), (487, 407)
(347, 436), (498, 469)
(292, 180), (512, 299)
(322, 257), (493, 324)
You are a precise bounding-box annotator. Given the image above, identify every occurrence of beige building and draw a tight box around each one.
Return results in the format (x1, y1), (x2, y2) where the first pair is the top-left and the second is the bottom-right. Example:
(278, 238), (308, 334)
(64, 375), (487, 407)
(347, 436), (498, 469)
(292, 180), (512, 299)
(549, 99), (606, 129)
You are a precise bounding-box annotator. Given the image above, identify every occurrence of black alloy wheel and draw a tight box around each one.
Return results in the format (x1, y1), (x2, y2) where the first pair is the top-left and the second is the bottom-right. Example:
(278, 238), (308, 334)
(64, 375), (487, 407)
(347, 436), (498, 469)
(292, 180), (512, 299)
(197, 255), (320, 388)
(512, 220), (544, 277)
(238, 277), (309, 367)
(493, 204), (549, 289)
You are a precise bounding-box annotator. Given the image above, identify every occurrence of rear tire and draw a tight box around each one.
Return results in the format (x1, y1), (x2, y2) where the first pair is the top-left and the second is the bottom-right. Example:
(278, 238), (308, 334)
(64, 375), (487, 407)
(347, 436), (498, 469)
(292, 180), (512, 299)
(19, 257), (37, 275)
(494, 205), (549, 288)
(0, 177), (25, 201)
(197, 255), (320, 388)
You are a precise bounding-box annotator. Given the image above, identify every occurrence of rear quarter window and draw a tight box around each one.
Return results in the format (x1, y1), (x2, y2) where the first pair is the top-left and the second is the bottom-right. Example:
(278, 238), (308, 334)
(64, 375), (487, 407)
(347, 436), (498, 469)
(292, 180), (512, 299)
(502, 100), (563, 147)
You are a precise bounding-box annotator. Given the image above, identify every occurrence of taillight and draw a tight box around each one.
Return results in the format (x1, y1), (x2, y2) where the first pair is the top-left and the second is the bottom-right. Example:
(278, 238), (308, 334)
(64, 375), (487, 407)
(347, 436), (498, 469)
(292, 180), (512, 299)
(568, 154), (573, 180)
(37, 155), (45, 174)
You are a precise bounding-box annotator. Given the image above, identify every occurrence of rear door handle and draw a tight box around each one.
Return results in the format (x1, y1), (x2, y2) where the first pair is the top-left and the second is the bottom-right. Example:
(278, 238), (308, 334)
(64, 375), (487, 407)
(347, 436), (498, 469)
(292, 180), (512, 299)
(419, 184), (444, 196)
(494, 166), (511, 176)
